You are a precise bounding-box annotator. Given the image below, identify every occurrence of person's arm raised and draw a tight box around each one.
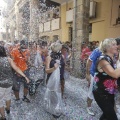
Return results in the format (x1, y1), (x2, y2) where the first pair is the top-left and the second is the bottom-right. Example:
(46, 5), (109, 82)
(98, 60), (120, 79)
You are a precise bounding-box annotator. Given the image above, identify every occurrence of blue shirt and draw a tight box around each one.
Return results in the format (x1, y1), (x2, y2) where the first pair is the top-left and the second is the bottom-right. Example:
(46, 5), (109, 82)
(89, 48), (102, 76)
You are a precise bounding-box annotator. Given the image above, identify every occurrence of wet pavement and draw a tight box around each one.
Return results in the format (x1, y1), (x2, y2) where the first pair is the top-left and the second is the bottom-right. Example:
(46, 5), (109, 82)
(4, 75), (120, 120)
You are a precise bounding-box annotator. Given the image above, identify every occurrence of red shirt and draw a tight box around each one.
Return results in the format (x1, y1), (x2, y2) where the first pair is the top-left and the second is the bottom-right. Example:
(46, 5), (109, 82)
(80, 47), (91, 60)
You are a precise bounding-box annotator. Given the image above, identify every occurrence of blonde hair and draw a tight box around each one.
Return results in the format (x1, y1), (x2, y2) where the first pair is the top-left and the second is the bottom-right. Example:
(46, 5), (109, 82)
(99, 38), (116, 53)
(51, 42), (62, 52)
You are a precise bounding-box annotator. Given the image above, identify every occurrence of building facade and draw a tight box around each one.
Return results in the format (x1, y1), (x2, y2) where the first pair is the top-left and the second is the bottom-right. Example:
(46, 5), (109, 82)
(4, 0), (120, 42)
(4, 0), (120, 76)
(89, 0), (120, 41)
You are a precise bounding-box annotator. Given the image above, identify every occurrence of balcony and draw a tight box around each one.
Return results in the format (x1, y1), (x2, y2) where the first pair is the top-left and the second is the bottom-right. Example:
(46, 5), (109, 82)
(39, 17), (60, 32)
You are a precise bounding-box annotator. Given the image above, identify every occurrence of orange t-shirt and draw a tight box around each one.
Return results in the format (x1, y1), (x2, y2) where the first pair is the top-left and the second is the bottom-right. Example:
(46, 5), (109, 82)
(11, 48), (30, 72)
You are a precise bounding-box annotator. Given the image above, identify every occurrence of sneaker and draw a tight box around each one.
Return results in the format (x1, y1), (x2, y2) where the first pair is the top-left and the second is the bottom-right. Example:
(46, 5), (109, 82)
(22, 97), (30, 103)
(5, 108), (10, 114)
(87, 107), (95, 116)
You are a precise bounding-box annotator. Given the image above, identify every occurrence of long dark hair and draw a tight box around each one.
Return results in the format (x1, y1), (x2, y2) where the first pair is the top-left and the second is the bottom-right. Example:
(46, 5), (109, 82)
(0, 46), (7, 57)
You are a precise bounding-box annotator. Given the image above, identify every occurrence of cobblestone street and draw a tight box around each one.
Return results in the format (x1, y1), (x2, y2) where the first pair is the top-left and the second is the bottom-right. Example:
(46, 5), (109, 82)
(4, 76), (112, 120)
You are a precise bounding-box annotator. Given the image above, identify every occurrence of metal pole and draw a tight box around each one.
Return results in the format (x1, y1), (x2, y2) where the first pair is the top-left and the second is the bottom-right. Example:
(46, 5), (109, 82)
(72, 0), (77, 70)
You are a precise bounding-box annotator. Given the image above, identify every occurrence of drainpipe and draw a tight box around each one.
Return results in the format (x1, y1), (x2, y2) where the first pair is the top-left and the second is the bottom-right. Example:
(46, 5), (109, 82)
(72, 0), (77, 70)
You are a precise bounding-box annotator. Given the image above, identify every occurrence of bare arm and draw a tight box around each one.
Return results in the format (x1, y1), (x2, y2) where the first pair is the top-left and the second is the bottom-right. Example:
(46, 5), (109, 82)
(68, 51), (71, 59)
(8, 57), (30, 83)
(45, 56), (58, 74)
(86, 58), (92, 83)
(86, 58), (92, 75)
(98, 60), (120, 79)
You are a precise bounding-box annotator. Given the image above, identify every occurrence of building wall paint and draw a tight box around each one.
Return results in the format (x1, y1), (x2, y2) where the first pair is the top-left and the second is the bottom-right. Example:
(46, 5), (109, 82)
(39, 29), (61, 42)
(61, 3), (69, 42)
(66, 1), (73, 10)
(39, 2), (73, 42)
(7, 0), (120, 42)
(61, 1), (73, 42)
(90, 0), (106, 41)
(92, 20), (105, 41)
(8, 0), (74, 42)
(106, 0), (120, 38)
(90, 0), (120, 41)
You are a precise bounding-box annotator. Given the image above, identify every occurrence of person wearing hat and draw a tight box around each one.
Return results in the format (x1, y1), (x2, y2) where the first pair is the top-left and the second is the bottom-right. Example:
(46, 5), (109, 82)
(10, 40), (30, 103)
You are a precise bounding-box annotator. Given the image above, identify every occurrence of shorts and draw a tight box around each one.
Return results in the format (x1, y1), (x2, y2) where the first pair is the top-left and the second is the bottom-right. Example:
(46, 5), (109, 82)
(87, 74), (94, 100)
(12, 70), (29, 92)
(0, 86), (12, 108)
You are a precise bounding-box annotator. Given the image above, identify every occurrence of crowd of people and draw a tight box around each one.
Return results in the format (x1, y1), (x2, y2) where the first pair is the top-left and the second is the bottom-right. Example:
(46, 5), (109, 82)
(0, 39), (72, 120)
(0, 37), (120, 120)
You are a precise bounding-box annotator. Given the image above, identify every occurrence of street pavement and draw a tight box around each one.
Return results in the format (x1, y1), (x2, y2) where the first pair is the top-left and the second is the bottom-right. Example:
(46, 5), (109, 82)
(4, 75), (120, 120)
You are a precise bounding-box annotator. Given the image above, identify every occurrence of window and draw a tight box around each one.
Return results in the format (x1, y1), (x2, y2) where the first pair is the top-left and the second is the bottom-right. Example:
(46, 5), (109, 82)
(89, 23), (92, 33)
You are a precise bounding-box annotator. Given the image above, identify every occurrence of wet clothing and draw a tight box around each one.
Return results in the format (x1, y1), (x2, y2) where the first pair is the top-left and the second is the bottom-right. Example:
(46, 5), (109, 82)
(0, 57), (13, 88)
(93, 55), (118, 120)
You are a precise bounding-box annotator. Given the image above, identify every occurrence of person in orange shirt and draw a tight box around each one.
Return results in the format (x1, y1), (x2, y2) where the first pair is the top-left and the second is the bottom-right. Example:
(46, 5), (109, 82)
(11, 40), (30, 103)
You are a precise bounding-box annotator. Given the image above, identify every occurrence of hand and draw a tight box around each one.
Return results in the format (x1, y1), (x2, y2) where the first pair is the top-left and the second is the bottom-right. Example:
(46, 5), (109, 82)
(86, 74), (91, 81)
(54, 63), (59, 69)
(25, 77), (30, 84)
(86, 74), (91, 86)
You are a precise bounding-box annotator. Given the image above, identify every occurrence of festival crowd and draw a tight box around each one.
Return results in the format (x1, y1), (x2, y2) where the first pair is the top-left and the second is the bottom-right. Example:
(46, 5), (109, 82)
(0, 38), (120, 120)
